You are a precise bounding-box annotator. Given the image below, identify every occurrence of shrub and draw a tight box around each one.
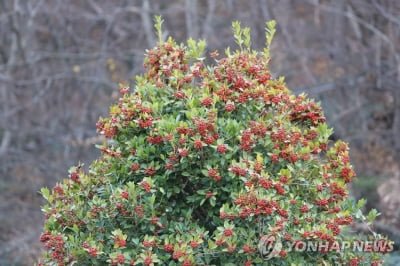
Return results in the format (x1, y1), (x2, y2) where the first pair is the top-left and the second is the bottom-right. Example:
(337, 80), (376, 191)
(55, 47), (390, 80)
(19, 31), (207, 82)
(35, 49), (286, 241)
(38, 17), (391, 265)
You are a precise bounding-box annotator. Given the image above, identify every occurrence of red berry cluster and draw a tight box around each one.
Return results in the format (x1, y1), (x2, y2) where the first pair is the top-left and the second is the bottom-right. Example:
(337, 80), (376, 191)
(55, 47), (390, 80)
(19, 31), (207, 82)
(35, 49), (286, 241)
(40, 232), (68, 264)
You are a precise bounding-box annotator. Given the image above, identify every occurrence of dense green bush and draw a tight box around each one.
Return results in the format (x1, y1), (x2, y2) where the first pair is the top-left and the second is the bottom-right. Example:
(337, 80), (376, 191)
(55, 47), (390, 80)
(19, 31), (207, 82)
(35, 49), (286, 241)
(38, 18), (390, 265)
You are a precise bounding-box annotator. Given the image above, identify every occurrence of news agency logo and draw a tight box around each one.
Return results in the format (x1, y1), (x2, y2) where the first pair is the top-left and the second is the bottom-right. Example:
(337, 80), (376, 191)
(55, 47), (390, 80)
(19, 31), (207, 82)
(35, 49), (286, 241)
(258, 235), (394, 260)
(258, 235), (283, 260)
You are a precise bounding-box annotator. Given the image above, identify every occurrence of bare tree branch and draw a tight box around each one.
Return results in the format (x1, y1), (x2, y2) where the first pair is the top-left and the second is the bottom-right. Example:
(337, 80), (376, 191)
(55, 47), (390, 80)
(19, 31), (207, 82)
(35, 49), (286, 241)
(185, 0), (199, 38)
(141, 0), (156, 47)
(0, 130), (11, 157)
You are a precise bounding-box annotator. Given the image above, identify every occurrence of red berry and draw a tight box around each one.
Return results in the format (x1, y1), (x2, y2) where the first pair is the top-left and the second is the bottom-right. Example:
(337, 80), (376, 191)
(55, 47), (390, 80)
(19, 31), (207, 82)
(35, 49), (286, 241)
(82, 241), (90, 249)
(274, 183), (285, 195)
(144, 256), (153, 265)
(190, 240), (199, 248)
(172, 250), (185, 260)
(316, 199), (329, 206)
(118, 239), (126, 247)
(40, 232), (51, 243)
(223, 229), (233, 237)
(164, 134), (173, 141)
(150, 217), (159, 225)
(217, 144), (227, 153)
(120, 87), (129, 94)
(193, 139), (203, 149)
(117, 254), (125, 264)
(140, 181), (151, 193)
(205, 191), (214, 198)
(88, 247), (98, 258)
(280, 175), (289, 183)
(145, 167), (156, 175)
(204, 135), (215, 144)
(279, 250), (287, 258)
(69, 172), (80, 183)
(163, 243), (174, 252)
(245, 261), (253, 266)
(210, 50), (219, 58)
(121, 191), (129, 199)
(300, 205), (309, 213)
(227, 245), (236, 253)
(208, 168), (218, 178)
(216, 238), (225, 246)
(271, 96), (280, 104)
(183, 259), (192, 266)
(224, 103), (235, 111)
(130, 164), (140, 171)
(320, 143), (328, 151)
(289, 153), (298, 163)
(270, 154), (279, 163)
(184, 75), (193, 83)
(174, 90), (186, 99)
(201, 97), (213, 107)
(284, 233), (292, 241)
(179, 148), (189, 157)
(242, 244), (253, 254)
(259, 178), (273, 189)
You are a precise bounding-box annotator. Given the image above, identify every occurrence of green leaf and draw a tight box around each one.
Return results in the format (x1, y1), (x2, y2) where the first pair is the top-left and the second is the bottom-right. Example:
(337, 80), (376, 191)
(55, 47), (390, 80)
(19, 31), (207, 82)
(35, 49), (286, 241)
(71, 224), (79, 234)
(232, 21), (244, 50)
(357, 198), (366, 209)
(201, 169), (209, 177)
(208, 239), (216, 249)
(210, 197), (216, 207)
(40, 187), (50, 200)
(200, 198), (206, 206)
(150, 195), (156, 205)
(264, 20), (276, 57)
(354, 209), (364, 219)
(243, 27), (251, 49)
(154, 15), (164, 43)
(367, 209), (379, 224)
(265, 20), (276, 46)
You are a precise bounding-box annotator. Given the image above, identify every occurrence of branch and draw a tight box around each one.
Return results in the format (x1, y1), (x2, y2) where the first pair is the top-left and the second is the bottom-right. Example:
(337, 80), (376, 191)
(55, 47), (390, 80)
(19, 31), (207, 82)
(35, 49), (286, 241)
(304, 0), (400, 69)
(185, 0), (199, 38)
(271, 1), (317, 85)
(0, 130), (11, 157)
(202, 0), (216, 39)
(141, 0), (156, 47)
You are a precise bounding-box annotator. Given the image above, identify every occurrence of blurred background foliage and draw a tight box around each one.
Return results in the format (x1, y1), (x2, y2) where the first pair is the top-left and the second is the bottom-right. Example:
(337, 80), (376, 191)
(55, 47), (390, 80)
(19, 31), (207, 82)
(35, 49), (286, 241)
(0, 0), (399, 264)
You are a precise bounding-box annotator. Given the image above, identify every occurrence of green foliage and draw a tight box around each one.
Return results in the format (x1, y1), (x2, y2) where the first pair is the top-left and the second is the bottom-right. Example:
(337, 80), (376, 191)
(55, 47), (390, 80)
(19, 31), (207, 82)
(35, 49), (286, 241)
(232, 21), (251, 51)
(154, 16), (164, 43)
(38, 20), (390, 266)
(264, 20), (276, 58)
